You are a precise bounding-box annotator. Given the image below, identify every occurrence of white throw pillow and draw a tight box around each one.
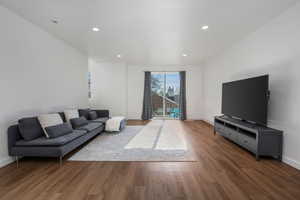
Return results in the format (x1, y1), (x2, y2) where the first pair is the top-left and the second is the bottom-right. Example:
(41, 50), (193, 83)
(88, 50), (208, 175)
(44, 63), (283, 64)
(64, 109), (79, 123)
(38, 113), (64, 138)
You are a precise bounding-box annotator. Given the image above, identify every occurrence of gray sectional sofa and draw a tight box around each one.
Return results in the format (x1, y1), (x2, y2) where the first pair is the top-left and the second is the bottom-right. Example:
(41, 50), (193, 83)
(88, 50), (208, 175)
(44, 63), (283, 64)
(7, 109), (109, 166)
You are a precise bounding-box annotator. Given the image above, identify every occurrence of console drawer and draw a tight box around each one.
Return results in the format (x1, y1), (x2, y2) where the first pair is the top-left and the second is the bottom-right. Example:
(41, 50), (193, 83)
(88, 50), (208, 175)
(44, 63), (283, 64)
(239, 134), (257, 153)
(214, 116), (283, 160)
(225, 128), (239, 143)
(215, 123), (228, 137)
(214, 122), (224, 133)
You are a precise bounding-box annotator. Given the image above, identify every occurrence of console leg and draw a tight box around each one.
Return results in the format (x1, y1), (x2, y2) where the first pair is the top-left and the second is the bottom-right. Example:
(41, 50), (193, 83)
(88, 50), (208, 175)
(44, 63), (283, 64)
(59, 156), (63, 167)
(256, 154), (260, 161)
(277, 155), (282, 161)
(16, 156), (19, 168)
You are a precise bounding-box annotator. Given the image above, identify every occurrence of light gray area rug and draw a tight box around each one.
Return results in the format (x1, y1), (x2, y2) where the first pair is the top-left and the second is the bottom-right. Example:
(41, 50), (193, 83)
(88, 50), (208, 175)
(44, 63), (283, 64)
(69, 121), (196, 161)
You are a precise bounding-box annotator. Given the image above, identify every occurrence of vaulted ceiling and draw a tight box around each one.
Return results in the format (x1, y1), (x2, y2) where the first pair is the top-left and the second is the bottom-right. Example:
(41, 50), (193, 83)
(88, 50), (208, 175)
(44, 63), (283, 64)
(0, 0), (297, 65)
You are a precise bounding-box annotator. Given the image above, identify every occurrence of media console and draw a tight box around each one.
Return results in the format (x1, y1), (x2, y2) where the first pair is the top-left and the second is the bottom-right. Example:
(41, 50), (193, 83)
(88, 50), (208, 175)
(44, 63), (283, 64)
(214, 116), (283, 161)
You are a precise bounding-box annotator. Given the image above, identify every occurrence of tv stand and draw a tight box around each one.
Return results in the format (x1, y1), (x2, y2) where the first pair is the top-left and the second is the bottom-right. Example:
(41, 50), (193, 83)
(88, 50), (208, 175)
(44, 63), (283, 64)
(214, 116), (283, 161)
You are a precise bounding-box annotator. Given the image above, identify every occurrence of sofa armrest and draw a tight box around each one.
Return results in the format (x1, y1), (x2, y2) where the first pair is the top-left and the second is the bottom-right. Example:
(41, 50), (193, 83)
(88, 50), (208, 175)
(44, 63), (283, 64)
(94, 110), (110, 118)
(7, 125), (22, 156)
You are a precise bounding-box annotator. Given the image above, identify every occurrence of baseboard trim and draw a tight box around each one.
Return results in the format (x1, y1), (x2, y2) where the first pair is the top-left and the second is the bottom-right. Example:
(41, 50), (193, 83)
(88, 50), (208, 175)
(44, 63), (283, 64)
(0, 157), (14, 168)
(283, 156), (300, 170)
(202, 119), (214, 126)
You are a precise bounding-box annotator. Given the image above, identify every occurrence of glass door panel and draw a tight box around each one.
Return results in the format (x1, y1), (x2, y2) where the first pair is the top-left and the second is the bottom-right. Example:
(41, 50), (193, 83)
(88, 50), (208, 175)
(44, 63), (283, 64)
(151, 72), (164, 117)
(151, 72), (180, 119)
(165, 72), (180, 119)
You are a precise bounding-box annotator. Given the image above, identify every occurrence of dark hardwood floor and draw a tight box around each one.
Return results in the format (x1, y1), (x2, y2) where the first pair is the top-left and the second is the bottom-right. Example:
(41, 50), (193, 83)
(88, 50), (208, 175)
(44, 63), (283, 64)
(0, 120), (300, 200)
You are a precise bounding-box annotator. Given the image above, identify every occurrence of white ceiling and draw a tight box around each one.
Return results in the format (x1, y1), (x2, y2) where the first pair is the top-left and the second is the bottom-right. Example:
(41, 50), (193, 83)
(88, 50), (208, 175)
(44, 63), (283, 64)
(0, 0), (298, 65)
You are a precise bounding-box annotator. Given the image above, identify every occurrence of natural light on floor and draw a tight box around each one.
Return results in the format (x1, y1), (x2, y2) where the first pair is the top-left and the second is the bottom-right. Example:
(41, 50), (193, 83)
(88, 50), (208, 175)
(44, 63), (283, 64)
(125, 120), (187, 150)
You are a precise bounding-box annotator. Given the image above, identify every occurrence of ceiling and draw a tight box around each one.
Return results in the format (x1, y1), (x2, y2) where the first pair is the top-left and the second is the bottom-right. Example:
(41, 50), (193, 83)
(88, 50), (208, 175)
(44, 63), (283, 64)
(0, 0), (298, 65)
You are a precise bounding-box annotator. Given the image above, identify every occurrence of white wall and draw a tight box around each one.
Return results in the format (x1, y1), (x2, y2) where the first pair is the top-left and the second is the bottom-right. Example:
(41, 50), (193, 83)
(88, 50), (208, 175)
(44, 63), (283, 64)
(202, 3), (300, 169)
(0, 6), (89, 167)
(89, 60), (127, 116)
(89, 61), (203, 120)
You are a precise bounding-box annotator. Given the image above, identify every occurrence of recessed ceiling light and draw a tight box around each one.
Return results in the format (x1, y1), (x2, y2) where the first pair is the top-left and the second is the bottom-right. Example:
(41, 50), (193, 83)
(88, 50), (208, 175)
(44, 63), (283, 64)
(117, 54), (122, 58)
(202, 25), (209, 30)
(182, 54), (187, 57)
(51, 19), (59, 24)
(92, 27), (100, 32)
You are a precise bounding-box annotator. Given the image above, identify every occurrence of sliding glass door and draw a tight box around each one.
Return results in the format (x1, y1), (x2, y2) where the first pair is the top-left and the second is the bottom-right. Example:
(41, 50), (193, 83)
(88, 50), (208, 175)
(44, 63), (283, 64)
(151, 72), (180, 119)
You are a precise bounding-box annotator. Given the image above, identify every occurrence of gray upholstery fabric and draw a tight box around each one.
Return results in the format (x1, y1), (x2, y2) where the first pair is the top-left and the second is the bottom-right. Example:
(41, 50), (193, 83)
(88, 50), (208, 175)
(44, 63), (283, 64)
(78, 108), (91, 120)
(15, 130), (86, 147)
(141, 71), (152, 120)
(90, 117), (109, 124)
(7, 125), (22, 155)
(58, 112), (67, 122)
(89, 111), (98, 120)
(94, 110), (109, 118)
(179, 71), (187, 120)
(45, 123), (73, 138)
(77, 123), (103, 132)
(10, 126), (103, 157)
(78, 109), (109, 119)
(18, 117), (44, 141)
(70, 117), (89, 129)
(7, 109), (107, 159)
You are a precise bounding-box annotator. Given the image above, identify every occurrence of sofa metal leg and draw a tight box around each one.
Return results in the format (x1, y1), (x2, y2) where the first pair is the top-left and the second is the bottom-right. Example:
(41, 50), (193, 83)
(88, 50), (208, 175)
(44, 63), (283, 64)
(59, 156), (63, 167)
(16, 156), (19, 168)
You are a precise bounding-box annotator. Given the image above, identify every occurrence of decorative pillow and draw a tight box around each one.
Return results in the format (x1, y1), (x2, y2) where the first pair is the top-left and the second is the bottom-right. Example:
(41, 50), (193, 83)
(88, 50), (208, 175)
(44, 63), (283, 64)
(38, 113), (63, 138)
(89, 111), (98, 120)
(64, 109), (79, 122)
(45, 123), (73, 138)
(78, 108), (91, 120)
(18, 117), (44, 141)
(70, 117), (89, 129)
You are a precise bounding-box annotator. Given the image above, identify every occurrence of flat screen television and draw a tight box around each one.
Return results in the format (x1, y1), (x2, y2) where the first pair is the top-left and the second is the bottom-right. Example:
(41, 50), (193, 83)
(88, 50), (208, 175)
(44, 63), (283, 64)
(221, 75), (269, 125)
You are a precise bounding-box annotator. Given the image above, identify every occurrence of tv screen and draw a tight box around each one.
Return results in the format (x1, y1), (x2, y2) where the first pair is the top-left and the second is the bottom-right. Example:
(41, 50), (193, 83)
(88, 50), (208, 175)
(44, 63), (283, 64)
(221, 75), (269, 125)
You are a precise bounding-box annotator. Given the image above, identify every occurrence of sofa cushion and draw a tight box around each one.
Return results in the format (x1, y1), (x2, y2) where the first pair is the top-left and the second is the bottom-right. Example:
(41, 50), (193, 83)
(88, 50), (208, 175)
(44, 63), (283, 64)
(90, 117), (109, 124)
(15, 130), (86, 147)
(58, 112), (67, 122)
(18, 117), (44, 141)
(76, 123), (103, 132)
(45, 123), (73, 138)
(78, 108), (91, 120)
(38, 114), (64, 138)
(88, 111), (98, 120)
(70, 117), (89, 129)
(64, 109), (79, 122)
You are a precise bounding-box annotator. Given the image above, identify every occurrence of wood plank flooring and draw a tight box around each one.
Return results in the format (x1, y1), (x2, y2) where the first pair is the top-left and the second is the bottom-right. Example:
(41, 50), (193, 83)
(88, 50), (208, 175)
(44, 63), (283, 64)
(0, 120), (300, 200)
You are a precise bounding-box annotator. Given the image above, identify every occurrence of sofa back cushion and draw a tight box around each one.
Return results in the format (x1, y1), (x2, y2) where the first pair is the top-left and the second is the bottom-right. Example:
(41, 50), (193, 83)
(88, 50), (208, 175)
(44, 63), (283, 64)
(38, 113), (64, 138)
(18, 117), (44, 141)
(89, 111), (98, 120)
(78, 108), (91, 120)
(45, 123), (73, 138)
(70, 117), (89, 129)
(58, 112), (67, 122)
(64, 110), (79, 122)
